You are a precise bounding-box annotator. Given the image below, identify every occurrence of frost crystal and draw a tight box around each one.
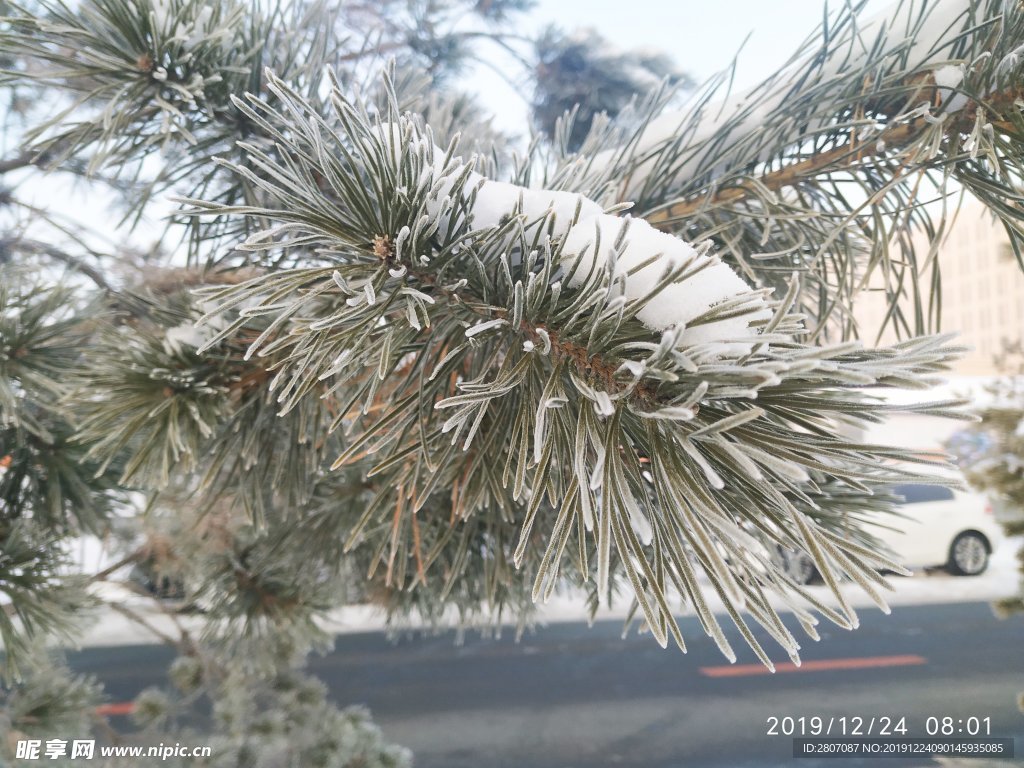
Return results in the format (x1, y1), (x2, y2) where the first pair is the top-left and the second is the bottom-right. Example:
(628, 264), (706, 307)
(465, 318), (508, 338)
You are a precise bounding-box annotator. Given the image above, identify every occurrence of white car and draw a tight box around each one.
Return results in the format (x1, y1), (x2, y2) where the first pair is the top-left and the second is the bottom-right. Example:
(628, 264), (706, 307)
(864, 484), (1002, 575)
(779, 484), (1003, 584)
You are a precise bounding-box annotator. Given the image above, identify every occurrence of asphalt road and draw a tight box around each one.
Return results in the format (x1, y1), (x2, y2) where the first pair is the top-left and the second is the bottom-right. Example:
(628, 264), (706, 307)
(70, 601), (1024, 768)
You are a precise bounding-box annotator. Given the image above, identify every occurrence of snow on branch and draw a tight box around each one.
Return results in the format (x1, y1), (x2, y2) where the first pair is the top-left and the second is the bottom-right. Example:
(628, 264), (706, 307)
(587, 0), (990, 195)
(387, 123), (772, 357)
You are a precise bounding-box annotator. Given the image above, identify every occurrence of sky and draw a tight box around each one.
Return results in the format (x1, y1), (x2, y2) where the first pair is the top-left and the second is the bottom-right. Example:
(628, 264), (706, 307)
(533, 0), (831, 85)
(466, 0), (887, 134)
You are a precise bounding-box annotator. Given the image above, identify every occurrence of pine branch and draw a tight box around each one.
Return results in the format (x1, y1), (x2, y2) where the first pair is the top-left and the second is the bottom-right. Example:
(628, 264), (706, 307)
(0, 654), (104, 739)
(645, 81), (1023, 226)
(561, 0), (1024, 342)
(0, 149), (34, 174)
(88, 548), (143, 582)
(107, 601), (182, 648)
(2, 237), (113, 291)
(0, 0), (530, 262)
(172, 70), (969, 663)
(583, 0), (992, 199)
(2, 0), (1008, 674)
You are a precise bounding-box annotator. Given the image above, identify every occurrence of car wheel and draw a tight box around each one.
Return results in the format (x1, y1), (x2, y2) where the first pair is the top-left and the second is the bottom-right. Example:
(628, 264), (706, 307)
(947, 532), (989, 576)
(776, 547), (820, 585)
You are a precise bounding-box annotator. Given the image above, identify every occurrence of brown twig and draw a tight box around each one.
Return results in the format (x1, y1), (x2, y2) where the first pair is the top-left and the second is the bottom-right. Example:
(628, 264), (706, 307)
(3, 237), (113, 291)
(89, 548), (144, 582)
(644, 85), (1023, 227)
(519, 321), (659, 402)
(0, 150), (36, 175)
(107, 601), (182, 647)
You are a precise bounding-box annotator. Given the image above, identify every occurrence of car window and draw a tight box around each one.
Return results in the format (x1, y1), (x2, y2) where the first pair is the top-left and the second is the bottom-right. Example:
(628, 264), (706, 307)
(891, 483), (955, 504)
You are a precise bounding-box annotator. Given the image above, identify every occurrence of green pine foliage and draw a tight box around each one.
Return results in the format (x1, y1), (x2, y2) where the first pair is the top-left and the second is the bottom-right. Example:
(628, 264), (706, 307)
(950, 342), (1024, 618)
(124, 641), (413, 768)
(0, 271), (116, 676)
(1, 654), (104, 747)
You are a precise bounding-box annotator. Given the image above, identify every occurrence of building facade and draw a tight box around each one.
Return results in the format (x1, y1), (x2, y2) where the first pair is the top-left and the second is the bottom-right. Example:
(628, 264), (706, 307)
(855, 202), (1024, 375)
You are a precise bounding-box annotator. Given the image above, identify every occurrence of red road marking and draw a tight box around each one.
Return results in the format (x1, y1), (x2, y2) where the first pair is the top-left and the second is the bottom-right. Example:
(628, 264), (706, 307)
(95, 702), (135, 716)
(700, 654), (926, 678)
